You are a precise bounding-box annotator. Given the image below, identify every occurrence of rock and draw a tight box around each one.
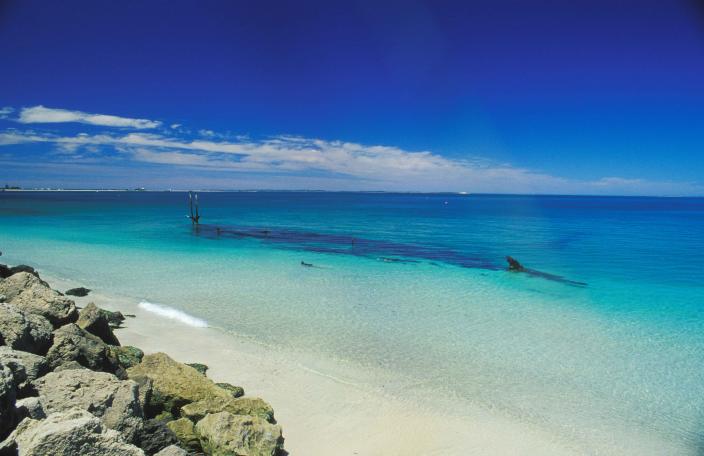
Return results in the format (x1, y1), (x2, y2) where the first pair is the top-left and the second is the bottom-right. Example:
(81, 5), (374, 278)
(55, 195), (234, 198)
(506, 256), (525, 272)
(0, 264), (11, 279)
(65, 287), (91, 297)
(185, 363), (208, 376)
(0, 272), (78, 327)
(133, 419), (179, 455)
(0, 363), (16, 440)
(0, 346), (49, 397)
(14, 397), (45, 421)
(77, 303), (121, 346)
(216, 382), (244, 398)
(8, 265), (39, 278)
(0, 303), (53, 355)
(53, 360), (86, 372)
(127, 353), (231, 417)
(2, 408), (145, 456)
(181, 396), (276, 424)
(111, 345), (144, 369)
(153, 410), (175, 423)
(154, 444), (188, 456)
(34, 369), (143, 442)
(100, 308), (126, 328)
(196, 411), (284, 456)
(166, 418), (200, 453)
(45, 324), (122, 375)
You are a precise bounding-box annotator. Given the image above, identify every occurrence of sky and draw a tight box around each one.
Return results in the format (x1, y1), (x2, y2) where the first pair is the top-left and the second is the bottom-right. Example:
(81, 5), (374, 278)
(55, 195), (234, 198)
(1, 0), (703, 195)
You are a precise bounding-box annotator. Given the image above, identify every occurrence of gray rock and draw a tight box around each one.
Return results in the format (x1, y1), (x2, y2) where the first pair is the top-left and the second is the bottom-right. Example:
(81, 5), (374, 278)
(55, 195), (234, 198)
(0, 272), (78, 327)
(2, 408), (145, 455)
(53, 360), (87, 372)
(0, 363), (17, 439)
(35, 369), (143, 442)
(196, 411), (284, 456)
(181, 396), (276, 424)
(0, 346), (49, 397)
(0, 303), (53, 355)
(14, 396), (45, 421)
(111, 345), (145, 369)
(65, 287), (90, 297)
(133, 419), (178, 455)
(77, 302), (121, 346)
(45, 323), (122, 375)
(0, 264), (11, 279)
(154, 445), (188, 456)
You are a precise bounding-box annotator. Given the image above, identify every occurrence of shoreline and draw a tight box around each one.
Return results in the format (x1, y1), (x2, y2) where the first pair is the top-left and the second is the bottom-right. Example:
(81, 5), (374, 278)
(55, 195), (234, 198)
(36, 269), (584, 455)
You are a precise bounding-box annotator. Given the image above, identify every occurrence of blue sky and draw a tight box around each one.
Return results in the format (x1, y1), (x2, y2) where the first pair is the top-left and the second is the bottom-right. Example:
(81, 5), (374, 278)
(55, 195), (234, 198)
(1, 0), (703, 194)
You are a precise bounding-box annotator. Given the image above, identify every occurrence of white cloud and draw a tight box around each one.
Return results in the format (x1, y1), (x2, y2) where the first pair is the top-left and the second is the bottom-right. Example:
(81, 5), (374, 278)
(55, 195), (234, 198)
(17, 105), (161, 129)
(0, 107), (14, 119)
(170, 123), (182, 129)
(0, 114), (701, 196)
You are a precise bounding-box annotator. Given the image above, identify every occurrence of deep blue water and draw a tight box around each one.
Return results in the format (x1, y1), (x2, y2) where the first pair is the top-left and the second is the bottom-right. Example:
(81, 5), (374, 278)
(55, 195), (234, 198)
(1, 191), (703, 454)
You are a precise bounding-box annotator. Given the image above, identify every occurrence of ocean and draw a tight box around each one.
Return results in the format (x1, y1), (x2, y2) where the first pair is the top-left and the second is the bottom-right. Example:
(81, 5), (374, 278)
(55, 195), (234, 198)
(1, 191), (703, 453)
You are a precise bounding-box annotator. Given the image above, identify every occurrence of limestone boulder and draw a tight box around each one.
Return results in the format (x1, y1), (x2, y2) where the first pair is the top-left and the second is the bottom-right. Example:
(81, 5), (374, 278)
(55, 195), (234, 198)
(127, 353), (231, 417)
(133, 418), (179, 455)
(0, 363), (17, 439)
(111, 345), (145, 369)
(0, 303), (53, 355)
(0, 346), (49, 397)
(1, 408), (145, 456)
(166, 418), (201, 453)
(45, 323), (122, 375)
(154, 444), (188, 456)
(0, 272), (78, 327)
(196, 411), (284, 456)
(34, 369), (143, 442)
(216, 382), (244, 398)
(14, 396), (46, 421)
(77, 302), (120, 345)
(181, 396), (275, 423)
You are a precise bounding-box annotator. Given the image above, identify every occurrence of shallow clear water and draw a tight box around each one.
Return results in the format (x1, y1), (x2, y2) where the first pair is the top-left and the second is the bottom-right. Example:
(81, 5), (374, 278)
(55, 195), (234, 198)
(1, 191), (703, 453)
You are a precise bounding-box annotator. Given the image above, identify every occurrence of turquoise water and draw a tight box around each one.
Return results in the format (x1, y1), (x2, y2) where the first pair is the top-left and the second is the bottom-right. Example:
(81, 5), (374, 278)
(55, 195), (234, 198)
(1, 191), (703, 453)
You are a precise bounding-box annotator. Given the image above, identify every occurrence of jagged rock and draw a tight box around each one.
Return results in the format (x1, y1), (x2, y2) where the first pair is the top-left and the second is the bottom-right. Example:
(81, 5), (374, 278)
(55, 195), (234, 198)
(111, 345), (144, 369)
(14, 397), (45, 421)
(196, 411), (284, 456)
(65, 287), (90, 297)
(0, 264), (11, 279)
(181, 396), (276, 423)
(153, 410), (175, 423)
(166, 418), (200, 453)
(8, 265), (39, 278)
(1, 409), (145, 455)
(45, 324), (122, 375)
(154, 444), (188, 456)
(0, 346), (49, 397)
(185, 363), (208, 376)
(77, 303), (121, 346)
(0, 363), (17, 440)
(127, 353), (231, 417)
(0, 272), (78, 327)
(99, 309), (126, 328)
(133, 419), (179, 455)
(34, 369), (143, 442)
(216, 382), (245, 398)
(0, 303), (53, 355)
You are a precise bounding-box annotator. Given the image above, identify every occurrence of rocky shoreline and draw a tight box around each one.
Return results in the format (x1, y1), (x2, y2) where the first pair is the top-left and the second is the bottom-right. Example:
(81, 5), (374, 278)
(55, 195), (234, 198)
(0, 263), (286, 456)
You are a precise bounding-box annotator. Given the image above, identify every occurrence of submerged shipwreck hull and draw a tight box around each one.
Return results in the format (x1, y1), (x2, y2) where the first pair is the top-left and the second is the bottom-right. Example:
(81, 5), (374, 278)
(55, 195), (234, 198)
(191, 223), (587, 287)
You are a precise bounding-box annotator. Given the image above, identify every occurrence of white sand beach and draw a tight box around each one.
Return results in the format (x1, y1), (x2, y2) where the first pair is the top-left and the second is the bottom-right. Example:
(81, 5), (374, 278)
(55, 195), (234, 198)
(40, 272), (588, 456)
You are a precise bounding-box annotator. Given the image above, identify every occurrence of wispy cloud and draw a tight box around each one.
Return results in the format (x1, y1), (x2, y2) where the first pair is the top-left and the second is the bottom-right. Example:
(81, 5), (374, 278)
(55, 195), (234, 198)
(0, 105), (701, 195)
(16, 105), (161, 129)
(0, 107), (13, 119)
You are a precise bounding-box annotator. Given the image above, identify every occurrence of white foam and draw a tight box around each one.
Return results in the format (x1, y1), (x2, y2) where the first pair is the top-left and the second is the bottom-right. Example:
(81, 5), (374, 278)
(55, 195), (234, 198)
(138, 301), (208, 328)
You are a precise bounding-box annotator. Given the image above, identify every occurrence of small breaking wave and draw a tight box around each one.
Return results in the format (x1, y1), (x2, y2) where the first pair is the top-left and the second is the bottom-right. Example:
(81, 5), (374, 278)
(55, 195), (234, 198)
(138, 301), (208, 328)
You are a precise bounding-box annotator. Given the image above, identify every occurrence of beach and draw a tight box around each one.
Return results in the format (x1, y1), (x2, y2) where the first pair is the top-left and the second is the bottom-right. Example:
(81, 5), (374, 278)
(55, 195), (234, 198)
(41, 271), (582, 456)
